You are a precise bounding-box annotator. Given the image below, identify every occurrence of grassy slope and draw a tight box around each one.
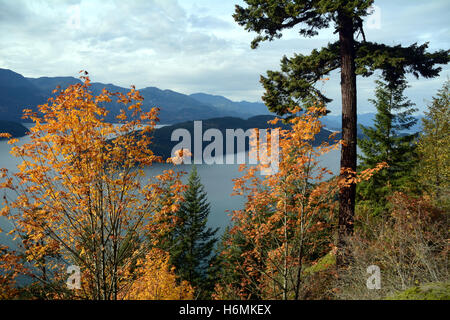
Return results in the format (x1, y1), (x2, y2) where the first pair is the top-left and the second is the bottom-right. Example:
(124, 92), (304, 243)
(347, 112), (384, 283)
(386, 282), (450, 300)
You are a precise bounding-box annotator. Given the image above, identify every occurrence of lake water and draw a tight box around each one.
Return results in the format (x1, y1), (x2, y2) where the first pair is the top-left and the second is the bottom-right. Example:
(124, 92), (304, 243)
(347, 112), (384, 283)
(0, 124), (342, 249)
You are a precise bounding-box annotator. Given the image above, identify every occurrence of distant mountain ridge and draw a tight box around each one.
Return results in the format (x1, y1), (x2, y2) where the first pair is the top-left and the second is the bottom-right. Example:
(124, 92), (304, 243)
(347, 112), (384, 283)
(189, 93), (271, 119)
(0, 69), (48, 123)
(0, 120), (28, 140)
(321, 113), (423, 133)
(0, 68), (423, 133)
(0, 68), (273, 124)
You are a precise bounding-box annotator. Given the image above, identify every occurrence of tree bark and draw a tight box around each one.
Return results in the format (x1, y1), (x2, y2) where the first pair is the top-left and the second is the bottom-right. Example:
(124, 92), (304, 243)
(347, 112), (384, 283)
(337, 12), (357, 268)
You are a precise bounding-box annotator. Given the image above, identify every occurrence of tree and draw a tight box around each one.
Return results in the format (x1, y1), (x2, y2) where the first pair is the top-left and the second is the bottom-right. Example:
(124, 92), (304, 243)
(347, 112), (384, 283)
(357, 78), (418, 216)
(214, 103), (384, 299)
(233, 0), (449, 266)
(0, 245), (22, 299)
(168, 165), (219, 299)
(120, 248), (194, 300)
(210, 226), (246, 300)
(417, 79), (450, 208)
(0, 73), (185, 299)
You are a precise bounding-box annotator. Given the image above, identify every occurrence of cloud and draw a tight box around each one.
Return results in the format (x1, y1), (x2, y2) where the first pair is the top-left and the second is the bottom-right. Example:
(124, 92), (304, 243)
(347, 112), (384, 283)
(188, 14), (232, 30)
(0, 0), (448, 113)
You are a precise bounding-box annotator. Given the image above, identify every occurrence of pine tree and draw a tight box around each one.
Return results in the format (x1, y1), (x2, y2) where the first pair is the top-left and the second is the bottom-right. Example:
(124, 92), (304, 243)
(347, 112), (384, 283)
(233, 0), (449, 266)
(357, 78), (418, 216)
(417, 80), (450, 208)
(170, 165), (219, 299)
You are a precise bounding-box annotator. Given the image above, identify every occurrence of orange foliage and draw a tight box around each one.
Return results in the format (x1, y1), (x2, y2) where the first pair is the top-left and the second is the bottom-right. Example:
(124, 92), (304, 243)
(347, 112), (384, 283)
(0, 72), (185, 299)
(121, 248), (194, 300)
(0, 245), (23, 299)
(215, 102), (385, 300)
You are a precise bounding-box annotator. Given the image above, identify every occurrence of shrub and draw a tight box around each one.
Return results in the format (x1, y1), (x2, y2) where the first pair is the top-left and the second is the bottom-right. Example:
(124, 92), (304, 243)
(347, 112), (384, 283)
(335, 192), (448, 300)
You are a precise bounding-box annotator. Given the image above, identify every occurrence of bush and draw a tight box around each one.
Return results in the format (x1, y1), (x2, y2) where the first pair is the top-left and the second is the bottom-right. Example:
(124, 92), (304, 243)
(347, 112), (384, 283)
(386, 282), (450, 300)
(335, 192), (448, 300)
(300, 251), (337, 300)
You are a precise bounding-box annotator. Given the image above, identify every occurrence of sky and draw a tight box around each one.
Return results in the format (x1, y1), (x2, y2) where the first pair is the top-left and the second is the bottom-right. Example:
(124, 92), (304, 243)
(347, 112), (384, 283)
(0, 0), (448, 114)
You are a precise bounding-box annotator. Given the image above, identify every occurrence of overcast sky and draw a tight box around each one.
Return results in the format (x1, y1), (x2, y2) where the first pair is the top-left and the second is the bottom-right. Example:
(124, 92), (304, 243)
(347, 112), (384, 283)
(0, 0), (448, 114)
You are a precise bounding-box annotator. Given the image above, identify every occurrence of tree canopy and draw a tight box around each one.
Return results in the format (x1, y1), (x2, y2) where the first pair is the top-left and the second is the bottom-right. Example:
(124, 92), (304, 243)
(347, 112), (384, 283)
(234, 0), (449, 266)
(357, 78), (418, 215)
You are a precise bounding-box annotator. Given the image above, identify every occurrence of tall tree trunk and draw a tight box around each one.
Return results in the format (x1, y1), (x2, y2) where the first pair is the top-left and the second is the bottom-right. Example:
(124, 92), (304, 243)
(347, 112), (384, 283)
(337, 12), (357, 268)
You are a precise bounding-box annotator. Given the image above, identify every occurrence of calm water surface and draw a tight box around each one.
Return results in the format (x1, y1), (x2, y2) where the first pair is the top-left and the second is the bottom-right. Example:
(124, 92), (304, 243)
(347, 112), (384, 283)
(0, 124), (342, 249)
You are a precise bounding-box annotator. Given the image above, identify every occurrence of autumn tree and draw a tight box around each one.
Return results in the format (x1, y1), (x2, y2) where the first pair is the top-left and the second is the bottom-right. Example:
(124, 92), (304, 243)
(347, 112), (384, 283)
(417, 79), (450, 209)
(214, 103), (385, 300)
(120, 248), (194, 300)
(233, 0), (449, 266)
(0, 73), (185, 299)
(0, 245), (23, 299)
(357, 78), (418, 216)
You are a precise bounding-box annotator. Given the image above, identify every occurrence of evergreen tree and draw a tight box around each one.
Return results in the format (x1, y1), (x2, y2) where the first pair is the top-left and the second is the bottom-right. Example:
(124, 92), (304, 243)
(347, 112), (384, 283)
(357, 78), (418, 216)
(208, 226), (248, 299)
(417, 80), (450, 208)
(170, 166), (218, 299)
(233, 0), (449, 265)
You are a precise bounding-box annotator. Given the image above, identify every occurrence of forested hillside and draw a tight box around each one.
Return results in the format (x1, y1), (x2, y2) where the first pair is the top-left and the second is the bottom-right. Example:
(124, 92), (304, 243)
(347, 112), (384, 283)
(0, 120), (28, 140)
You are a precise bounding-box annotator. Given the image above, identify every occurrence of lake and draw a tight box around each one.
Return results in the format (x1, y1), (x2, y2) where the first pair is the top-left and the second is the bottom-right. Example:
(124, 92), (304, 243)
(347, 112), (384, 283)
(0, 124), (342, 249)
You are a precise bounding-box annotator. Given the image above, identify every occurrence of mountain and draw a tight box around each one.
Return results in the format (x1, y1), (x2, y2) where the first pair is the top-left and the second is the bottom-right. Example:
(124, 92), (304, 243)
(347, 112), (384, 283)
(0, 120), (28, 140)
(27, 76), (82, 93)
(321, 113), (423, 134)
(0, 69), (47, 122)
(27, 76), (226, 124)
(0, 68), (272, 124)
(137, 87), (232, 123)
(190, 92), (271, 118)
(321, 113), (377, 130)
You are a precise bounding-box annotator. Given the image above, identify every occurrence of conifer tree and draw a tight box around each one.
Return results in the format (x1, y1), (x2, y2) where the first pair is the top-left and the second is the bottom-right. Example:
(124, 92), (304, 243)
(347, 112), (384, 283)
(169, 165), (219, 299)
(357, 78), (418, 216)
(417, 80), (450, 208)
(233, 0), (448, 265)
